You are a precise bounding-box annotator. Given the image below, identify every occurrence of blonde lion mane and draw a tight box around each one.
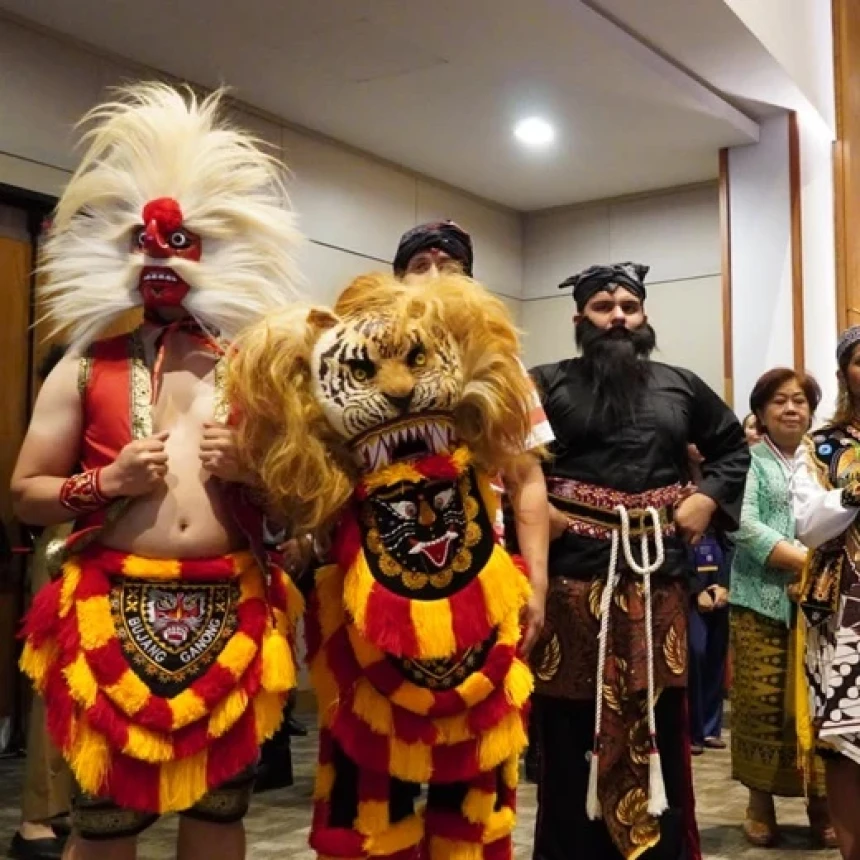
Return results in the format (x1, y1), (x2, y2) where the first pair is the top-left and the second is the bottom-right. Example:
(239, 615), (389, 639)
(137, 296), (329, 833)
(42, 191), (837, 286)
(41, 82), (302, 349)
(228, 272), (534, 536)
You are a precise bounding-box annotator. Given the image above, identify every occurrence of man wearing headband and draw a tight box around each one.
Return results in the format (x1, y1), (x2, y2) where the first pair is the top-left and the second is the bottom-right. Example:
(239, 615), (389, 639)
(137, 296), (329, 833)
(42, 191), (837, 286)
(392, 220), (552, 663)
(792, 325), (860, 858)
(529, 262), (748, 860)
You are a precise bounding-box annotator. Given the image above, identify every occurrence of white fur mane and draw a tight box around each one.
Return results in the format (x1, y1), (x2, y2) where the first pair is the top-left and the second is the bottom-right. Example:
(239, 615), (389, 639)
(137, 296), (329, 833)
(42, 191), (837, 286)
(41, 82), (303, 348)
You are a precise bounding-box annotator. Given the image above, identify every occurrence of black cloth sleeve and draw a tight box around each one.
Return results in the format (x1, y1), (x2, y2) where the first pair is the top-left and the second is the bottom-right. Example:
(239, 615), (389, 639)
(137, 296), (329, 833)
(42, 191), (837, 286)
(687, 373), (750, 532)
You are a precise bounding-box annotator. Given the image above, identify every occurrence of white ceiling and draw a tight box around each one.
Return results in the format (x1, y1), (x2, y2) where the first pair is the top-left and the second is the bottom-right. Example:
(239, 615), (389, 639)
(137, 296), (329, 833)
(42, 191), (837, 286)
(0, 0), (775, 210)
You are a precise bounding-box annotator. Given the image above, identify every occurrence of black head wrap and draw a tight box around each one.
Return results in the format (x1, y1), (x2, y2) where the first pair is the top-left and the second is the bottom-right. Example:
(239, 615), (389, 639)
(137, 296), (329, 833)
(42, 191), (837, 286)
(559, 262), (650, 311)
(393, 220), (474, 277)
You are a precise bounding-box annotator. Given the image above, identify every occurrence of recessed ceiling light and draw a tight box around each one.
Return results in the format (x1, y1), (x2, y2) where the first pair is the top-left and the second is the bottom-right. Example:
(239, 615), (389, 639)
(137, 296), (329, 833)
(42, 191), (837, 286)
(514, 117), (555, 147)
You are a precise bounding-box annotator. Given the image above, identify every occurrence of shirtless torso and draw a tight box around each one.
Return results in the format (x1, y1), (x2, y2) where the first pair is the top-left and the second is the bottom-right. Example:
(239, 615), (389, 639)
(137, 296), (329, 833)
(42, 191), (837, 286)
(12, 324), (247, 555)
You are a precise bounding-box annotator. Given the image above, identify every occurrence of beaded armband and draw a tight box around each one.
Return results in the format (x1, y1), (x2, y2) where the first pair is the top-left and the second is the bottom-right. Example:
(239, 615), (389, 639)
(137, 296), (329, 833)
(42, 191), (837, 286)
(59, 469), (109, 514)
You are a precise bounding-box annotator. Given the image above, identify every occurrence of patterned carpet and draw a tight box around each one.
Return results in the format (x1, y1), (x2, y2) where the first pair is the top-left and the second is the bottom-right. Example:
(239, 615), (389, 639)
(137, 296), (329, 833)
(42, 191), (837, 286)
(0, 719), (839, 859)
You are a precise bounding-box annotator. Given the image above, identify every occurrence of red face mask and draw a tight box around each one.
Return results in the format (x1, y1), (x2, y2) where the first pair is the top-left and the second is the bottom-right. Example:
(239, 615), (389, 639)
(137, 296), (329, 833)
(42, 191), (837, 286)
(131, 197), (202, 310)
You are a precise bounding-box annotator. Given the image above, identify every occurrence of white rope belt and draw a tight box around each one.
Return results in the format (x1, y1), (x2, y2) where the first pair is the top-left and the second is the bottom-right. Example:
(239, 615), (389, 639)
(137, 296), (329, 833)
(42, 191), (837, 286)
(586, 504), (669, 820)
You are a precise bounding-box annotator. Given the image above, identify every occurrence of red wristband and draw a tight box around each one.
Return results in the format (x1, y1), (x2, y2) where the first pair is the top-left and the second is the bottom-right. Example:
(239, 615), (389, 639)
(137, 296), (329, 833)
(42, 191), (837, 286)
(59, 468), (109, 513)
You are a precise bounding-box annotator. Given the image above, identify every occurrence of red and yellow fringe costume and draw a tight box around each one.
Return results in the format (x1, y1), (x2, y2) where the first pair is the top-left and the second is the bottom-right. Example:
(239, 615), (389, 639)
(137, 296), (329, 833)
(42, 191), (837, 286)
(20, 548), (302, 813)
(307, 448), (533, 860)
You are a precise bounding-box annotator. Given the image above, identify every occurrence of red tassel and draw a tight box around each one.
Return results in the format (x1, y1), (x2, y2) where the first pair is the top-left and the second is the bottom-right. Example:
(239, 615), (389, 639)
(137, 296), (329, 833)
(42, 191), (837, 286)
(331, 701), (391, 774)
(427, 688), (469, 719)
(236, 598), (268, 641)
(20, 580), (63, 644)
(467, 687), (514, 734)
(44, 664), (76, 750)
(416, 455), (461, 482)
(189, 663), (241, 709)
(178, 555), (236, 581)
(85, 694), (131, 751)
(392, 703), (437, 746)
(430, 737), (480, 783)
(86, 640), (129, 686)
(73, 563), (111, 600)
(363, 585), (420, 657)
(450, 578), (490, 650)
(333, 505), (363, 570)
(206, 708), (257, 789)
(135, 696), (176, 733)
(483, 837), (513, 860)
(106, 752), (160, 812)
(309, 826), (366, 857)
(425, 808), (483, 842)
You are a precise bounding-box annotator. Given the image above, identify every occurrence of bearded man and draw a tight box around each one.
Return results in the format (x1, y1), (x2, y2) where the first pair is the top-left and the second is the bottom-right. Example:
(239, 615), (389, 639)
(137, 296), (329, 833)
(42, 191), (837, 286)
(529, 263), (749, 860)
(11, 84), (303, 860)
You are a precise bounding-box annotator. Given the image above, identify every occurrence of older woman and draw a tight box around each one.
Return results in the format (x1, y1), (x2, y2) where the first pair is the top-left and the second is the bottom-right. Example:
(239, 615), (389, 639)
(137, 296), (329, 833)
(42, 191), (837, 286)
(730, 368), (833, 848)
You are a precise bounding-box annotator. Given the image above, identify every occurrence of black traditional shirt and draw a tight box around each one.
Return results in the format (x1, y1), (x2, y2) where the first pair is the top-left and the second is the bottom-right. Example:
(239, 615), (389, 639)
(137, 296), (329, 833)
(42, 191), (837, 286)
(532, 358), (749, 580)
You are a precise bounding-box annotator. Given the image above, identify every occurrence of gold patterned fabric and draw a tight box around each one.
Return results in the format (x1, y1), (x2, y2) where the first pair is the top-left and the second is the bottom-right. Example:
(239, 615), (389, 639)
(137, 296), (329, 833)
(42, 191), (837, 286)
(730, 607), (826, 796)
(531, 574), (688, 858)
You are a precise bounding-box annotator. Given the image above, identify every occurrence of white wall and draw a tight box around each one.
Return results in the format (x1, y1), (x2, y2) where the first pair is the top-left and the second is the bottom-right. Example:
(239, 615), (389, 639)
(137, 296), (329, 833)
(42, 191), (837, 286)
(724, 0), (835, 133)
(520, 185), (724, 395)
(0, 17), (523, 311)
(728, 114), (794, 414)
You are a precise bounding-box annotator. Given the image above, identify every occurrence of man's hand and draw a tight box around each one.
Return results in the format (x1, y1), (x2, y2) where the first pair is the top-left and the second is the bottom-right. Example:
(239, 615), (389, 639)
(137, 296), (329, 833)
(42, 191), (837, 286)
(519, 587), (546, 658)
(697, 589), (714, 612)
(709, 584), (729, 609)
(674, 492), (717, 544)
(101, 432), (169, 498)
(549, 505), (569, 542)
(199, 423), (249, 483)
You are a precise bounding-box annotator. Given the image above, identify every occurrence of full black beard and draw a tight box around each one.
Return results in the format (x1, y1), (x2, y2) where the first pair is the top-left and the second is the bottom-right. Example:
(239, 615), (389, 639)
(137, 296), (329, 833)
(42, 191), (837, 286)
(575, 317), (657, 427)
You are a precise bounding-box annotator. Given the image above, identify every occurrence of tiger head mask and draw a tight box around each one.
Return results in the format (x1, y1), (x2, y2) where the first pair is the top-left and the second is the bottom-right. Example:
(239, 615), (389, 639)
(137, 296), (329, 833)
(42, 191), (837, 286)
(228, 271), (533, 535)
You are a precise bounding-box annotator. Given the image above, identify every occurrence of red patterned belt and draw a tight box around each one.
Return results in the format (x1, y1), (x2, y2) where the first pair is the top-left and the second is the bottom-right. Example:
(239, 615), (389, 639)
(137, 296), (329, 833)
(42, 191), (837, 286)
(547, 477), (684, 541)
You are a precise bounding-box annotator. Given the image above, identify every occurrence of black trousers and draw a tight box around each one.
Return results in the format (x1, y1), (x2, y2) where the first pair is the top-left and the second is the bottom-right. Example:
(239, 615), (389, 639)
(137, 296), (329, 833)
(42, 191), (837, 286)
(532, 688), (694, 860)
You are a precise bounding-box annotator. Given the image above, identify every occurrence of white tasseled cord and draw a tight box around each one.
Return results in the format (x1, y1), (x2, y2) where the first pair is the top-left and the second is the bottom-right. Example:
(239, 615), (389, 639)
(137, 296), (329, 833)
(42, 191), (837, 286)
(586, 526), (621, 820)
(617, 505), (669, 817)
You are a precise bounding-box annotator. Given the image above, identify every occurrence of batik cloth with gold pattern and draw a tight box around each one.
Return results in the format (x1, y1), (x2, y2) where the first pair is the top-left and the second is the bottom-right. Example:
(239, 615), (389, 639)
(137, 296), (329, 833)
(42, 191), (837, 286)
(20, 547), (302, 814)
(801, 425), (860, 764)
(531, 478), (688, 860)
(306, 446), (533, 860)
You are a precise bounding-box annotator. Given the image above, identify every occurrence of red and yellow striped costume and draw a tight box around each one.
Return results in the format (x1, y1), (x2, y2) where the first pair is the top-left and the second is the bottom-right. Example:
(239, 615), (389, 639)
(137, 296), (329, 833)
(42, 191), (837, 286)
(20, 548), (302, 813)
(307, 448), (533, 860)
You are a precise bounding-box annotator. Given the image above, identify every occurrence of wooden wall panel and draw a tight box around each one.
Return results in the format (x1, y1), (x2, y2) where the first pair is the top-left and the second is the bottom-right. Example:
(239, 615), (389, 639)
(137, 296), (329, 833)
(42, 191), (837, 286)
(833, 0), (860, 330)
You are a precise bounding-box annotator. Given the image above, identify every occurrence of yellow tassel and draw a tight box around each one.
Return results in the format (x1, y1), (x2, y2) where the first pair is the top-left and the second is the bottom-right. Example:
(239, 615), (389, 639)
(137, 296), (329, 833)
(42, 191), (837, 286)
(19, 641), (57, 689)
(353, 679), (393, 735)
(208, 688), (249, 739)
(434, 713), (473, 744)
(363, 462), (425, 493)
(451, 447), (473, 472)
(344, 554), (375, 634)
(252, 690), (288, 743)
(261, 630), (295, 693)
(69, 718), (110, 795)
(76, 596), (116, 650)
(347, 624), (383, 669)
(390, 737), (433, 783)
(357, 799), (390, 836)
(63, 653), (99, 708)
(281, 572), (306, 627)
(318, 567), (348, 641)
(409, 597), (456, 659)
(478, 711), (527, 771)
(457, 672), (495, 708)
(428, 836), (482, 860)
(503, 659), (534, 707)
(121, 555), (181, 580)
(389, 681), (435, 716)
(496, 610), (522, 648)
(158, 750), (208, 812)
(169, 690), (208, 729)
(314, 762), (336, 801)
(238, 566), (266, 602)
(462, 787), (496, 824)
(363, 809), (424, 856)
(124, 724), (174, 763)
(228, 551), (256, 577)
(482, 807), (516, 843)
(476, 548), (531, 630)
(501, 754), (519, 789)
(105, 669), (151, 715)
(59, 561), (82, 618)
(216, 631), (258, 679)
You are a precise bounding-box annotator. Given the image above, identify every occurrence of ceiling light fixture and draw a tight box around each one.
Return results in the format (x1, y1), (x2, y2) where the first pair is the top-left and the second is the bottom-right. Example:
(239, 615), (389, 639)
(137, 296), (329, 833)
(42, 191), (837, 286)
(514, 117), (555, 147)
